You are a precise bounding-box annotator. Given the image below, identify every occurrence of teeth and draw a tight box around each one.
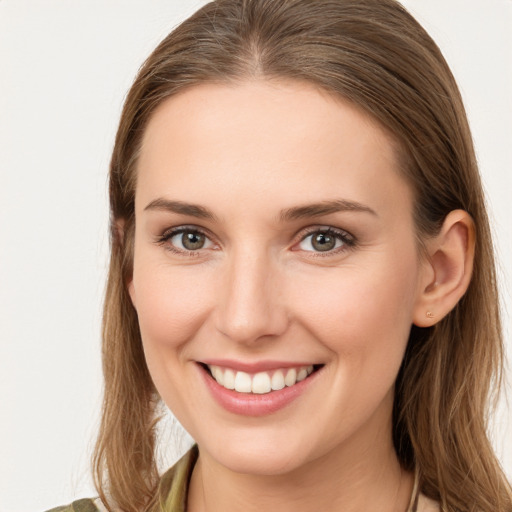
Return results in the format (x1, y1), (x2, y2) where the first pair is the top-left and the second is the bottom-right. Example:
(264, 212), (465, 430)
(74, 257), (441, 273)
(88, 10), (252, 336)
(207, 364), (316, 394)
(296, 368), (309, 381)
(223, 368), (235, 390)
(234, 371), (252, 393)
(284, 368), (297, 386)
(252, 372), (271, 394)
(212, 366), (224, 385)
(271, 371), (285, 391)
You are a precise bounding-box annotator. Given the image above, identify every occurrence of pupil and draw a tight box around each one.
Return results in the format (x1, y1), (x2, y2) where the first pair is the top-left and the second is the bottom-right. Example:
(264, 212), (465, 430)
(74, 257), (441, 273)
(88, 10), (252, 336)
(312, 233), (335, 251)
(182, 232), (205, 250)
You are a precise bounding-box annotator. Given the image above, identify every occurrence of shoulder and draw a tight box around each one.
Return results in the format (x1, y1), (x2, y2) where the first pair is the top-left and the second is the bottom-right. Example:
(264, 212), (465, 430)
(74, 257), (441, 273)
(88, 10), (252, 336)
(45, 446), (198, 512)
(157, 444), (199, 512)
(45, 498), (107, 512)
(417, 493), (441, 512)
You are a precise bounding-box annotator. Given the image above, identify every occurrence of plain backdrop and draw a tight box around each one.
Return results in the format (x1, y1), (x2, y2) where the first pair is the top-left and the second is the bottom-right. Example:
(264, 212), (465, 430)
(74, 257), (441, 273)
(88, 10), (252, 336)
(0, 1), (511, 511)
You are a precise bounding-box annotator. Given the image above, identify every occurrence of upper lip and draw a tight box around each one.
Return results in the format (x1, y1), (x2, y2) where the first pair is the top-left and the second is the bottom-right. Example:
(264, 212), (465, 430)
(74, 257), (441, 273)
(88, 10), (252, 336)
(199, 359), (321, 373)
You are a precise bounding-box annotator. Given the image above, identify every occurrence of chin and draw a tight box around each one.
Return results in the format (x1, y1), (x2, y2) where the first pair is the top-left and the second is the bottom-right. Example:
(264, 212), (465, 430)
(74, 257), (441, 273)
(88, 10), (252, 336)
(217, 445), (308, 476)
(194, 426), (319, 476)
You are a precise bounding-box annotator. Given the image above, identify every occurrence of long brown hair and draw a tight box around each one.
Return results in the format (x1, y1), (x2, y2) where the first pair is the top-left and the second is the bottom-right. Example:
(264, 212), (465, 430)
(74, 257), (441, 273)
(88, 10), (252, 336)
(93, 1), (511, 510)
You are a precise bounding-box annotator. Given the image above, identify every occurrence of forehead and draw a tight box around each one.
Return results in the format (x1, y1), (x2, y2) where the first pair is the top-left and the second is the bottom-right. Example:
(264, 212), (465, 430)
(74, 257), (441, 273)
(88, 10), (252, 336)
(136, 80), (412, 219)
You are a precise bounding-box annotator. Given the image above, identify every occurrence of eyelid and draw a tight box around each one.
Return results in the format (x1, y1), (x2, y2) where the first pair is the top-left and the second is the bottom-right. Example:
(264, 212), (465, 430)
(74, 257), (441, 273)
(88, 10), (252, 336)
(159, 224), (212, 240)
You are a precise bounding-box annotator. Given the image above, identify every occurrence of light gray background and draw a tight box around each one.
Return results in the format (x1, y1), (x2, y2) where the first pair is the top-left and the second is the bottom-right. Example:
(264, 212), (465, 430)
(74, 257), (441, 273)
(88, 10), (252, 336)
(0, 1), (511, 511)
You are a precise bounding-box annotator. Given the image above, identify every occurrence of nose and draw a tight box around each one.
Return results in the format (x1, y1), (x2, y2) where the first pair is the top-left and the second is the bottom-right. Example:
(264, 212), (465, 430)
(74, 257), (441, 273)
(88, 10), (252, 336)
(214, 248), (289, 345)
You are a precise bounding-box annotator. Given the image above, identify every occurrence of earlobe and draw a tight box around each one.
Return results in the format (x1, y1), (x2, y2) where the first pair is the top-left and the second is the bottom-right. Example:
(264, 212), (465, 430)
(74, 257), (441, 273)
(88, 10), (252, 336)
(128, 279), (137, 309)
(413, 210), (475, 327)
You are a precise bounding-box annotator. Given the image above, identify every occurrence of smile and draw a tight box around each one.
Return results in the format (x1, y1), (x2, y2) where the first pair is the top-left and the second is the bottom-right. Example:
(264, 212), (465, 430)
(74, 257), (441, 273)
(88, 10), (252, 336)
(198, 360), (323, 416)
(207, 364), (315, 394)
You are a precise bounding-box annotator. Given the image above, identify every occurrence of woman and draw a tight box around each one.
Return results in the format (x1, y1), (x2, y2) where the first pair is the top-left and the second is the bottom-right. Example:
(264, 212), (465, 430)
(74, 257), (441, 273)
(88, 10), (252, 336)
(49, 0), (511, 511)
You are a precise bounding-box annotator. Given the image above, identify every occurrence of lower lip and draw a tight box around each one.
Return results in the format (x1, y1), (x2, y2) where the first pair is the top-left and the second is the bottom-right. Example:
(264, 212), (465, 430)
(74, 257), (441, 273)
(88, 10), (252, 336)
(199, 364), (321, 417)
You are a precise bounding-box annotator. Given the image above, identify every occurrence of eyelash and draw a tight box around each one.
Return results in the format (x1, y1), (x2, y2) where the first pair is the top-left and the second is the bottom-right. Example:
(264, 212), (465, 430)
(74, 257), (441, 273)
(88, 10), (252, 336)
(155, 225), (356, 257)
(155, 226), (215, 257)
(296, 226), (356, 257)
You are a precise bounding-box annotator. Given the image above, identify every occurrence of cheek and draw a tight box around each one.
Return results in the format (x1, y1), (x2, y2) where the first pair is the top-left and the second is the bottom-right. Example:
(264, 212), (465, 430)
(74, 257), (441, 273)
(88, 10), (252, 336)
(131, 260), (216, 416)
(289, 255), (419, 364)
(132, 261), (214, 348)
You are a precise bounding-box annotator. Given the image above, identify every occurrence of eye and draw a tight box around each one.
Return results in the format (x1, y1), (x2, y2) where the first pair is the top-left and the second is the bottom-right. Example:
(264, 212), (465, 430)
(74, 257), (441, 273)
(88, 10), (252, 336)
(297, 227), (354, 253)
(158, 227), (215, 253)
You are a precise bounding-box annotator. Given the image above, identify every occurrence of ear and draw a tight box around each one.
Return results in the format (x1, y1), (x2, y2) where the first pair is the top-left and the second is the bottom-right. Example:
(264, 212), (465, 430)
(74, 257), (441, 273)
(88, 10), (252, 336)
(115, 218), (137, 309)
(127, 274), (136, 310)
(126, 272), (137, 310)
(413, 210), (475, 327)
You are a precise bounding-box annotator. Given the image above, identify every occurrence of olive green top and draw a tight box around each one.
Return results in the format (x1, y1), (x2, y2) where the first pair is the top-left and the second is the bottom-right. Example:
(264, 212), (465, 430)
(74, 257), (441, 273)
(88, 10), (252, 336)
(46, 445), (439, 512)
(46, 445), (198, 512)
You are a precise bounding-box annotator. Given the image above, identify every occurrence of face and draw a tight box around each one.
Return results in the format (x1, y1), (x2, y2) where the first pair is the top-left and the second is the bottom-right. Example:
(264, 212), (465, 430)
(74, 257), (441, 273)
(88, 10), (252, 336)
(129, 80), (427, 476)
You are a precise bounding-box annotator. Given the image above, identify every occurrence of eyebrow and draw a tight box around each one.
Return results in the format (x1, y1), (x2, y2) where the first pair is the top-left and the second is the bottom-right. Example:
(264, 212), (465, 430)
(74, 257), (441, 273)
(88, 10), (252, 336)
(143, 198), (377, 221)
(144, 198), (218, 221)
(279, 199), (378, 221)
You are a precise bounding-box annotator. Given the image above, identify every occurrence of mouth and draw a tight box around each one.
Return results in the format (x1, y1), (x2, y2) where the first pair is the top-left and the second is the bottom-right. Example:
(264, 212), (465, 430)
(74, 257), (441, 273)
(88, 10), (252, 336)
(200, 363), (323, 395)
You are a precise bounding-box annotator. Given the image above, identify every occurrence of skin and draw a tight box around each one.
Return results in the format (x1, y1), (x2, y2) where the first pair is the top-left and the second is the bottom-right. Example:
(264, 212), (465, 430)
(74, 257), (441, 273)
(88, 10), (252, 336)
(128, 80), (474, 512)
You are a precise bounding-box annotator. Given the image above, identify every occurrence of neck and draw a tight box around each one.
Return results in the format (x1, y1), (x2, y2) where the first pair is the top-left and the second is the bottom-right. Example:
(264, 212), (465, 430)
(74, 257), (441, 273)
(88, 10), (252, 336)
(188, 410), (414, 512)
